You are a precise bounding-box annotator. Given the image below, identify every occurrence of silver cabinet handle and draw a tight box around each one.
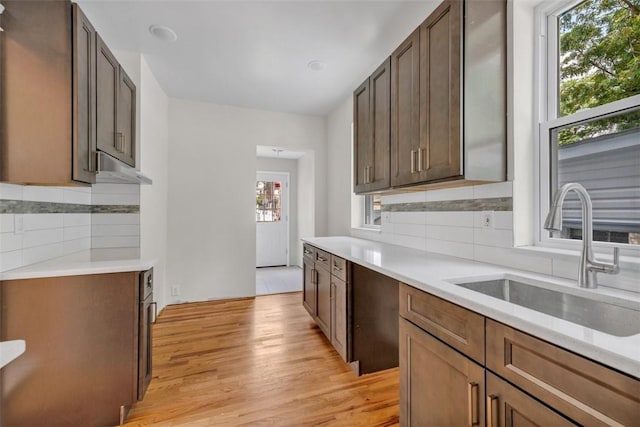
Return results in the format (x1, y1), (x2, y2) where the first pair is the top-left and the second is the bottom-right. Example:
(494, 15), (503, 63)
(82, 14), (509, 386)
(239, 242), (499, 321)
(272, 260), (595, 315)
(151, 302), (157, 323)
(333, 264), (343, 272)
(410, 150), (417, 174)
(317, 256), (328, 262)
(418, 148), (424, 172)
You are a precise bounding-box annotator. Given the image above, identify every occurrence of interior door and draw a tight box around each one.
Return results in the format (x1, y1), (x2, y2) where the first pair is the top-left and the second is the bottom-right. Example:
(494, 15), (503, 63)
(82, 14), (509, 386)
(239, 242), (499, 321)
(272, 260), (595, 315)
(256, 171), (289, 267)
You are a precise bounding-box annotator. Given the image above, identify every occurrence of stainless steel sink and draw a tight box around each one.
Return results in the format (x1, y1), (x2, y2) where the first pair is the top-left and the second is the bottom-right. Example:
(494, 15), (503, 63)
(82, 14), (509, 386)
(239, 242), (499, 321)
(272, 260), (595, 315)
(453, 277), (640, 337)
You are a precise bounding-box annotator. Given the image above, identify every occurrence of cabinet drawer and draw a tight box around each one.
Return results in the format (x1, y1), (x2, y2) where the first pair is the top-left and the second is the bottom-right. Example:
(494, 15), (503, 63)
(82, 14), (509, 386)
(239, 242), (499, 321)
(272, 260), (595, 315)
(315, 248), (331, 271)
(399, 283), (484, 364)
(331, 255), (348, 282)
(303, 244), (315, 262)
(486, 319), (640, 426)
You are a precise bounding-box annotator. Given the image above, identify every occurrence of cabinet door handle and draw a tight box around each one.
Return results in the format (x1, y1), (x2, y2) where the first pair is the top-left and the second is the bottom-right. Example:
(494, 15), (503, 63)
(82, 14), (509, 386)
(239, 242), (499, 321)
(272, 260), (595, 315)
(418, 148), (424, 172)
(311, 268), (316, 284)
(467, 383), (479, 426)
(151, 302), (157, 323)
(333, 264), (342, 272)
(317, 256), (327, 262)
(304, 249), (312, 255)
(487, 394), (499, 427)
(410, 150), (417, 174)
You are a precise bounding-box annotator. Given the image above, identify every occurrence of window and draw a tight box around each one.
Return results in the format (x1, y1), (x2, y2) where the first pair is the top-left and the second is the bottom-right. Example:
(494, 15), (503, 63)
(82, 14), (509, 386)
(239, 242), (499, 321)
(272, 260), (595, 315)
(364, 194), (382, 227)
(256, 180), (281, 222)
(538, 0), (640, 247)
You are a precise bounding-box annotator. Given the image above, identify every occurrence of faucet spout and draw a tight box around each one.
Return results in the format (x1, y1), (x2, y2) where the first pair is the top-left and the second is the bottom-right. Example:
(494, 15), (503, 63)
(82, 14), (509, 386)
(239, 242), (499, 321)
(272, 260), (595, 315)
(544, 183), (619, 288)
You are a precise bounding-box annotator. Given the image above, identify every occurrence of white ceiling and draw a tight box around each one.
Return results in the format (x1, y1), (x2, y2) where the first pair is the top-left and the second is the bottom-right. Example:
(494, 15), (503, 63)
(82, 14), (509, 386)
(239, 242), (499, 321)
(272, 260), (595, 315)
(78, 1), (438, 116)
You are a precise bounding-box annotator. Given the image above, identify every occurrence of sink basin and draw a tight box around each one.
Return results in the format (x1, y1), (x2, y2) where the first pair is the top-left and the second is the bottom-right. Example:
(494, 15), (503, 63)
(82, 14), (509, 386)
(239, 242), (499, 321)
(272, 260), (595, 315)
(452, 277), (640, 337)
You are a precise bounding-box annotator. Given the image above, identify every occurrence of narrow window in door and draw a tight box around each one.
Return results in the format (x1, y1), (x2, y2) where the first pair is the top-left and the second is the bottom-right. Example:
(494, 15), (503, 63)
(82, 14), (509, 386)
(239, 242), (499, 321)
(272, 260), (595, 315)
(256, 181), (282, 222)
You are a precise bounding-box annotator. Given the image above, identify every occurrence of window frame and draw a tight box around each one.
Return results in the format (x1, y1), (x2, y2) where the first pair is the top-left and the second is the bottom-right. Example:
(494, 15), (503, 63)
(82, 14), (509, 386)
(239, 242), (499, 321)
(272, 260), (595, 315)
(534, 0), (640, 256)
(362, 194), (382, 229)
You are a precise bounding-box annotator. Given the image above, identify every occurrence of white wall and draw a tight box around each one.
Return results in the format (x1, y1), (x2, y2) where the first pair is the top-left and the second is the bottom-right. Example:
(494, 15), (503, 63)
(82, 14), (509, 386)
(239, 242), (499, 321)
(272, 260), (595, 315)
(112, 51), (170, 311)
(327, 97), (354, 236)
(139, 56), (170, 311)
(167, 99), (326, 303)
(256, 157), (299, 266)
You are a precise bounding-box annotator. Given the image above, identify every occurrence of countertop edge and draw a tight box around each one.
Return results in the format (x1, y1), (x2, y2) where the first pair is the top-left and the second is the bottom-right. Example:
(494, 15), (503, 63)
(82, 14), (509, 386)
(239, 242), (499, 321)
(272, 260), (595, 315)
(302, 237), (640, 379)
(0, 249), (155, 281)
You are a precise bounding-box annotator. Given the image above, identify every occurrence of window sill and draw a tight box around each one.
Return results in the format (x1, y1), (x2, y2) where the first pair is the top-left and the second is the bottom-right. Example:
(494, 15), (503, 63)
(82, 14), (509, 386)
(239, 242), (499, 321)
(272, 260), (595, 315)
(351, 226), (381, 235)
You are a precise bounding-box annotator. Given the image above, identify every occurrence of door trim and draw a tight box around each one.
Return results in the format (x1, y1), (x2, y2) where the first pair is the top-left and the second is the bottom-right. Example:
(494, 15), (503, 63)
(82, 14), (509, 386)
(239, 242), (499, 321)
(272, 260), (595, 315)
(256, 171), (290, 267)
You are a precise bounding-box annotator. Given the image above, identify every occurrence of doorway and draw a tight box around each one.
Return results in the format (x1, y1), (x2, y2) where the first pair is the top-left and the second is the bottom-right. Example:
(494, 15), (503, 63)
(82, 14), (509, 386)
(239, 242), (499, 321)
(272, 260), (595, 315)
(256, 171), (289, 267)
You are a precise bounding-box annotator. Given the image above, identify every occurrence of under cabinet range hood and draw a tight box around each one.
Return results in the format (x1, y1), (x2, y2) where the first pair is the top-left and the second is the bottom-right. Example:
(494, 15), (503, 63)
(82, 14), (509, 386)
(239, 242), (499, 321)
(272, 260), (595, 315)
(96, 152), (153, 185)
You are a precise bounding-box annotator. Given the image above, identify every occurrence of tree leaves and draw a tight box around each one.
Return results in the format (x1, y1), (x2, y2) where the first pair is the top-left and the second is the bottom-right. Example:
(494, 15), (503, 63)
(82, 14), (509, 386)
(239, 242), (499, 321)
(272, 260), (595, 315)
(557, 0), (640, 144)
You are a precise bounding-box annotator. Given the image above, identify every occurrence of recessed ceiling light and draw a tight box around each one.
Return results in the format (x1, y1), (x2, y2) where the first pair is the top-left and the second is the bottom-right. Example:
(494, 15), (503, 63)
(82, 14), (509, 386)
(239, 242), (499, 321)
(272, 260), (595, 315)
(307, 60), (326, 72)
(149, 25), (178, 42)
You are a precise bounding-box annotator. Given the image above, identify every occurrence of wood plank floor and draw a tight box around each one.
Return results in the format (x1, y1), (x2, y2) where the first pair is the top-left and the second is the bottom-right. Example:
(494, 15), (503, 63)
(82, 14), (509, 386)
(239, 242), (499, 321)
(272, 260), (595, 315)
(124, 292), (399, 426)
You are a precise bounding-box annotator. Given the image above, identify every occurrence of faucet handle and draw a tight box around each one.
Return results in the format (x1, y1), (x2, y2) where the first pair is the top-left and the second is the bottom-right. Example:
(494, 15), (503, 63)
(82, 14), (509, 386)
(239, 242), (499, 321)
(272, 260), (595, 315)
(611, 247), (620, 273)
(588, 247), (620, 275)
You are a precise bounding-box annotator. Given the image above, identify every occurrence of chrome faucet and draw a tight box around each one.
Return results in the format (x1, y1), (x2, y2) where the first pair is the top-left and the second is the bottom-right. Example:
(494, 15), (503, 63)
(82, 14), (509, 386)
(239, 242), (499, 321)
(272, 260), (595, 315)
(544, 183), (619, 289)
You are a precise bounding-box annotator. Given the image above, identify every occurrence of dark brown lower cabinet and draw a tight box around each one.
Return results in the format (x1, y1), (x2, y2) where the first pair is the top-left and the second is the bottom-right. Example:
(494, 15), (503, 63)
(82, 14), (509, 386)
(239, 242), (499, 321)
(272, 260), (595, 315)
(0, 272), (144, 426)
(486, 372), (576, 427)
(315, 266), (331, 339)
(399, 282), (640, 426)
(302, 256), (316, 317)
(399, 318), (485, 427)
(330, 276), (348, 361)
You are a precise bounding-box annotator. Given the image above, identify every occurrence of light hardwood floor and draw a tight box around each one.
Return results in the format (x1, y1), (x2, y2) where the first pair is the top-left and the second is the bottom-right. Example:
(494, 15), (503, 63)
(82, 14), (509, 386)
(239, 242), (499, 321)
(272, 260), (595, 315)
(124, 292), (399, 426)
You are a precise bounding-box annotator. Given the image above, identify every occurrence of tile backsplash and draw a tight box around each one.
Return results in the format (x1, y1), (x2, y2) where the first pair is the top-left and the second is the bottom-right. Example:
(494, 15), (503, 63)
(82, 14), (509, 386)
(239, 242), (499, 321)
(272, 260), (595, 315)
(0, 182), (140, 273)
(353, 181), (639, 293)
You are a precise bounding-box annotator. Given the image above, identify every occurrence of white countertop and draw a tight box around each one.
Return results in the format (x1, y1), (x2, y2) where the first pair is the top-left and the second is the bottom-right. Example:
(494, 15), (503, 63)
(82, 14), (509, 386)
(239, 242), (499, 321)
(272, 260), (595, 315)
(303, 236), (640, 379)
(0, 340), (25, 369)
(0, 248), (155, 281)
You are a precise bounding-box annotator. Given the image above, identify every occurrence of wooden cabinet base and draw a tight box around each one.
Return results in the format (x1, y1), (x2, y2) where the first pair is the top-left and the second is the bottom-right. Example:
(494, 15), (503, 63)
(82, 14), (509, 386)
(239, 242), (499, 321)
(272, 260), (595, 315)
(1, 273), (139, 426)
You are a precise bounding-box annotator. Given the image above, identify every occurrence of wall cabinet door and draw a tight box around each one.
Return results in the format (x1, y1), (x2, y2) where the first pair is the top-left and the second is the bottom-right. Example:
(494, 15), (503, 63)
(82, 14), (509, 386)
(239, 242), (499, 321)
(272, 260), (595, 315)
(96, 34), (120, 161)
(390, 28), (421, 187)
(96, 35), (136, 167)
(354, 58), (391, 194)
(117, 68), (136, 167)
(419, 0), (462, 182)
(72, 4), (97, 184)
(400, 318), (485, 427)
(331, 276), (348, 362)
(486, 372), (576, 427)
(315, 266), (331, 339)
(353, 78), (371, 193)
(302, 258), (316, 317)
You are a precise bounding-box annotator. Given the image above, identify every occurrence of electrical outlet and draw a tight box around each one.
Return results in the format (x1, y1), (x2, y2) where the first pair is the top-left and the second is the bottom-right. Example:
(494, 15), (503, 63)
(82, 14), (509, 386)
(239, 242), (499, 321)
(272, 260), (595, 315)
(480, 211), (494, 229)
(171, 286), (180, 296)
(14, 214), (24, 234)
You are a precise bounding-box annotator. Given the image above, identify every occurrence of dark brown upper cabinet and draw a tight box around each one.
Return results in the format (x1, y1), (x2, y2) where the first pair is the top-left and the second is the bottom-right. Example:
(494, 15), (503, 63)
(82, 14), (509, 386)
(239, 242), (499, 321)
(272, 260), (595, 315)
(354, 58), (391, 194)
(391, 1), (462, 188)
(390, 28), (421, 187)
(0, 1), (137, 185)
(361, 0), (506, 192)
(1, 1), (96, 185)
(97, 35), (136, 167)
(73, 4), (98, 184)
(419, 0), (462, 182)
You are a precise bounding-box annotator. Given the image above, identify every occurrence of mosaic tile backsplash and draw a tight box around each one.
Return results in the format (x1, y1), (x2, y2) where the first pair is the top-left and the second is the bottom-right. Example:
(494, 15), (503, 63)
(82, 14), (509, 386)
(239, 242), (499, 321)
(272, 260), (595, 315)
(0, 183), (141, 272)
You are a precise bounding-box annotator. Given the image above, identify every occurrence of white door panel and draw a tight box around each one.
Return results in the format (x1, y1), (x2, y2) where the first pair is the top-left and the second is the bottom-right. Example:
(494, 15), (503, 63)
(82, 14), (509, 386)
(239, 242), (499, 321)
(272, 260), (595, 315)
(256, 172), (289, 267)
